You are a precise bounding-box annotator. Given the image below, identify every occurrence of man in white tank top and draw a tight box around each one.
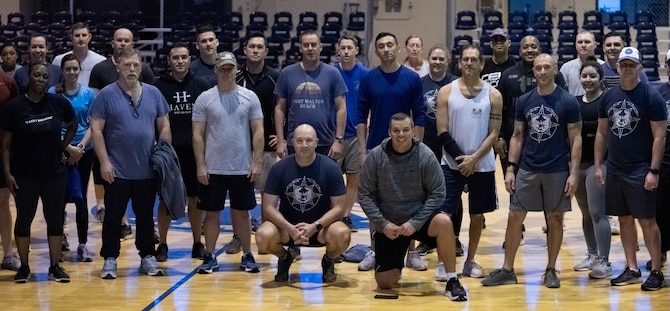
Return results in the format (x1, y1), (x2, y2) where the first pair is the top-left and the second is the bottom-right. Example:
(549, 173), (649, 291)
(434, 45), (503, 279)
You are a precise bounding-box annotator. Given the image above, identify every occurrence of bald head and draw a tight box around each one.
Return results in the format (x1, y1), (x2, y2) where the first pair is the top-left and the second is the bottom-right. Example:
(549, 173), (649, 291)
(294, 124), (317, 140)
(533, 53), (555, 66)
(112, 28), (134, 56)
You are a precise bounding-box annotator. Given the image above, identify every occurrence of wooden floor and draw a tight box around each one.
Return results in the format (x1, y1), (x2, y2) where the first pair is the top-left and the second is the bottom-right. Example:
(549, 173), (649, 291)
(1, 171), (669, 311)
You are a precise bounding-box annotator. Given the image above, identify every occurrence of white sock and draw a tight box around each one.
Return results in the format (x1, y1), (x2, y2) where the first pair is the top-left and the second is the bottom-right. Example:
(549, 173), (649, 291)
(446, 272), (457, 279)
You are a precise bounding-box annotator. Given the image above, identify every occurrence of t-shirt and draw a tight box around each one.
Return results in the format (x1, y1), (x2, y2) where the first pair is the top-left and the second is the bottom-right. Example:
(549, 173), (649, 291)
(357, 66), (425, 150)
(52, 50), (107, 86)
(274, 62), (348, 146)
(190, 57), (217, 88)
(14, 63), (62, 95)
(656, 83), (670, 166)
(559, 58), (605, 96)
(420, 73), (457, 157)
(264, 154), (346, 224)
(0, 71), (18, 107)
(48, 84), (96, 147)
(336, 63), (368, 138)
(89, 59), (156, 90)
(481, 57), (515, 88)
(88, 82), (169, 180)
(0, 94), (75, 178)
(601, 62), (649, 89)
(577, 94), (602, 163)
(236, 65), (280, 151)
(192, 85), (263, 175)
(515, 87), (581, 173)
(600, 83), (667, 174)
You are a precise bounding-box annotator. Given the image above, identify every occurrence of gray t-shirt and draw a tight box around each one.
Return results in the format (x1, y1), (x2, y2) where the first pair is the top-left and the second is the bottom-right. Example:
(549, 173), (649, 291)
(192, 85), (263, 175)
(89, 82), (169, 179)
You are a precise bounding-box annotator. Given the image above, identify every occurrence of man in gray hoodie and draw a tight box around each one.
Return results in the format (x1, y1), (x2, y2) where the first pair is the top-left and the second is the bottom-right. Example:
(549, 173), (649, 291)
(358, 113), (467, 301)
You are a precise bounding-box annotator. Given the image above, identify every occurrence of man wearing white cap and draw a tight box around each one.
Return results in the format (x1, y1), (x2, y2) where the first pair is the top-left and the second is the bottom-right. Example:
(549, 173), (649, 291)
(192, 51), (265, 274)
(594, 47), (667, 291)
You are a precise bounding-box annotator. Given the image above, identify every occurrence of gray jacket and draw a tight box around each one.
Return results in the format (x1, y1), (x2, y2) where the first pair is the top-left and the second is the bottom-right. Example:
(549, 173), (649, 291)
(151, 139), (187, 220)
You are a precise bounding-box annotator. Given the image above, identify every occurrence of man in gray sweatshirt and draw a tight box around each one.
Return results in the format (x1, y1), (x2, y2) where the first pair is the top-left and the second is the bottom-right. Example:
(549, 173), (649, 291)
(358, 113), (467, 301)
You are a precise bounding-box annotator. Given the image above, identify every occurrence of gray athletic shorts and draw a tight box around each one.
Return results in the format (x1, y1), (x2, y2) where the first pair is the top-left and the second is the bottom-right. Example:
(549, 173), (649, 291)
(510, 169), (571, 213)
(336, 137), (362, 174)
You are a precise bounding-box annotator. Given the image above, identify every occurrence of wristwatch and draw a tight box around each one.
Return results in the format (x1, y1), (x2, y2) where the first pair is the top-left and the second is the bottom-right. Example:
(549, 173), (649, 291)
(650, 168), (660, 175)
(335, 136), (344, 144)
(313, 221), (323, 232)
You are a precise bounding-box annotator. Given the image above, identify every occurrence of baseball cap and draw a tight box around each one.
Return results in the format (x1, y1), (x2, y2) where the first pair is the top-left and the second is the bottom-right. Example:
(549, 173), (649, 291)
(618, 47), (641, 63)
(215, 51), (238, 67)
(491, 28), (508, 39)
(665, 49), (670, 64)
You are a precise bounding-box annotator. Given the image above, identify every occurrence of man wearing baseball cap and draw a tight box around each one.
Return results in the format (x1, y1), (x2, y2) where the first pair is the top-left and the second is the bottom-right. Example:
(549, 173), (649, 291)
(481, 28), (515, 88)
(193, 51), (265, 274)
(594, 46), (667, 290)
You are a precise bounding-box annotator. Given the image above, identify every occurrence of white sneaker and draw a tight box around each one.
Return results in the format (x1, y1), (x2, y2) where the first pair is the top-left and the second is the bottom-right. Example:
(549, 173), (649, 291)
(405, 250), (427, 271)
(573, 253), (597, 271)
(434, 261), (447, 281)
(139, 255), (164, 276)
(462, 259), (485, 278)
(358, 250), (375, 271)
(101, 257), (117, 279)
(609, 216), (620, 235)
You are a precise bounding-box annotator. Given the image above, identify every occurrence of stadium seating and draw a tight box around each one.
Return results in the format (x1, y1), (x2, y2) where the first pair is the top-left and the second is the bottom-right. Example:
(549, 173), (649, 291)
(455, 11), (477, 30)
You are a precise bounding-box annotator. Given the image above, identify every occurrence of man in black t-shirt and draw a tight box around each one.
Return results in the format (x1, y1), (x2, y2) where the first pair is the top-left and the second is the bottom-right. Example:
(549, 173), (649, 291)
(481, 28), (515, 88)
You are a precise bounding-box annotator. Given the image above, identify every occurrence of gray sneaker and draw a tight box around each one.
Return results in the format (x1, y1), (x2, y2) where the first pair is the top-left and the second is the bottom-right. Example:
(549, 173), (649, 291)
(573, 253), (597, 271)
(225, 235), (242, 254)
(405, 250), (427, 271)
(77, 244), (94, 262)
(288, 246), (302, 261)
(139, 255), (164, 276)
(542, 268), (560, 288)
(197, 253), (219, 274)
(95, 206), (105, 224)
(589, 257), (612, 279)
(1, 252), (21, 271)
(462, 259), (485, 278)
(481, 268), (517, 286)
(101, 257), (117, 279)
(434, 261), (447, 281)
(358, 250), (375, 271)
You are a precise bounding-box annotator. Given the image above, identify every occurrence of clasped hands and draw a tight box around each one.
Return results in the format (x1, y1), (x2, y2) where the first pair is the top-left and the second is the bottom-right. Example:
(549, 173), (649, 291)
(289, 222), (318, 245)
(383, 222), (416, 240)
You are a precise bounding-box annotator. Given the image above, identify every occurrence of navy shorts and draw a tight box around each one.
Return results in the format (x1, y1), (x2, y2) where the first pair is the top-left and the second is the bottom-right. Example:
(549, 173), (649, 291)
(374, 212), (439, 273)
(441, 166), (497, 215)
(606, 170), (656, 218)
(197, 174), (256, 211)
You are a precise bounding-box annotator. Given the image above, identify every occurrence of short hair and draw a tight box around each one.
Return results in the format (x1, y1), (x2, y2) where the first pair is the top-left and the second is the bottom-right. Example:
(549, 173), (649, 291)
(196, 24), (215, 38)
(389, 112), (414, 128)
(70, 22), (90, 35)
(299, 30), (320, 43)
(603, 31), (627, 45)
(404, 35), (423, 47)
(169, 42), (190, 55)
(117, 47), (140, 61)
(245, 31), (267, 47)
(1, 42), (19, 54)
(375, 32), (398, 45)
(460, 44), (484, 63)
(338, 35), (359, 47)
(29, 34), (47, 45)
(28, 62), (48, 76)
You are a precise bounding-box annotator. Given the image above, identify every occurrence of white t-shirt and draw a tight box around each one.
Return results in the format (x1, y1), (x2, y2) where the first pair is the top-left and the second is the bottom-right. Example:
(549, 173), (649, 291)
(52, 50), (107, 87)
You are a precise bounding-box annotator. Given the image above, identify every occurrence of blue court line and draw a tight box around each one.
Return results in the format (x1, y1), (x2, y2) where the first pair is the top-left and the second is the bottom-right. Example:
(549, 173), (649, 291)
(141, 245), (229, 311)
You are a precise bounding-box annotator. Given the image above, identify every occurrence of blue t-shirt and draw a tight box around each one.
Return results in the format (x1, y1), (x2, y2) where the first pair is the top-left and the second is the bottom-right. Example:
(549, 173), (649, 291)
(48, 84), (96, 148)
(421, 73), (457, 156)
(335, 63), (368, 138)
(274, 62), (348, 146)
(601, 62), (649, 89)
(189, 58), (217, 88)
(88, 82), (169, 180)
(599, 83), (667, 174)
(656, 83), (670, 165)
(357, 66), (425, 150)
(264, 154), (346, 225)
(515, 87), (581, 173)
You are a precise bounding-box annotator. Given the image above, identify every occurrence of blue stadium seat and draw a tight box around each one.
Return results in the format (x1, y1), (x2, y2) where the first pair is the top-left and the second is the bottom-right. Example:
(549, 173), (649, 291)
(270, 24), (291, 43)
(509, 11), (529, 26)
(23, 23), (43, 36)
(296, 22), (317, 37)
(222, 12), (244, 31)
(76, 11), (97, 29)
(31, 11), (50, 30)
(608, 11), (629, 32)
(483, 10), (503, 28)
(52, 11), (72, 27)
(323, 12), (343, 30)
(641, 60), (660, 81)
(249, 12), (269, 31)
(321, 23), (341, 39)
(452, 34), (473, 58)
(532, 11), (553, 26)
(299, 12), (318, 29)
(455, 11), (477, 30)
(8, 12), (26, 28)
(347, 12), (365, 31)
(583, 10), (603, 25)
(101, 10), (122, 26)
(634, 10), (654, 29)
(557, 33), (575, 48)
(1, 24), (20, 40)
(479, 34), (492, 56)
(127, 11), (146, 29)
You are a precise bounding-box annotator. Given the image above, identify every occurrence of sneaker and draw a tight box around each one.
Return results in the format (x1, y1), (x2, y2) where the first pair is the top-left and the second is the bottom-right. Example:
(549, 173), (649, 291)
(95, 207), (105, 224)
(48, 265), (71, 283)
(120, 224), (133, 241)
(342, 216), (358, 232)
(645, 252), (667, 271)
(225, 235), (242, 254)
(321, 254), (336, 282)
(14, 265), (30, 283)
(153, 231), (160, 244)
(101, 257), (117, 279)
(288, 245), (302, 261)
(434, 261), (447, 281)
(358, 250), (375, 271)
(574, 253), (597, 271)
(589, 257), (613, 279)
(191, 242), (205, 259)
(462, 259), (485, 278)
(156, 243), (168, 262)
(416, 242), (434, 256)
(240, 252), (260, 273)
(611, 266), (642, 286)
(139, 255), (164, 276)
(251, 217), (261, 233)
(641, 270), (667, 291)
(61, 233), (70, 251)
(2, 252), (21, 271)
(197, 253), (219, 274)
(444, 277), (468, 301)
(609, 216), (620, 235)
(274, 248), (294, 282)
(481, 268), (518, 286)
(77, 244), (94, 262)
(455, 239), (464, 257)
(542, 268), (560, 288)
(405, 250), (427, 271)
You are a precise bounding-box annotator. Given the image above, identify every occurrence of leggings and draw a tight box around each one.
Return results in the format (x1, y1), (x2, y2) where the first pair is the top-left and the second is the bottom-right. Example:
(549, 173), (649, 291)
(14, 173), (67, 237)
(656, 164), (670, 252)
(574, 162), (611, 259)
(64, 150), (95, 244)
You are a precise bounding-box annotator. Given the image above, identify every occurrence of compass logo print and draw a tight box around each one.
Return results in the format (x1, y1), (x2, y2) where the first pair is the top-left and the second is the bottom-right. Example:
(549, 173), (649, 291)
(608, 99), (640, 138)
(285, 176), (323, 213)
(527, 104), (559, 143)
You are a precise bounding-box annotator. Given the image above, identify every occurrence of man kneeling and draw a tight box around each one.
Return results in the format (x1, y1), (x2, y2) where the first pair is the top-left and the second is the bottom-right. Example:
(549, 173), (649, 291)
(256, 124), (351, 282)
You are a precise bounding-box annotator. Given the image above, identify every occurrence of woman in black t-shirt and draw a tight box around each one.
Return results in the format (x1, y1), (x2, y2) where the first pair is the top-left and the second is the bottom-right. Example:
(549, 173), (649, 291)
(0, 63), (77, 283)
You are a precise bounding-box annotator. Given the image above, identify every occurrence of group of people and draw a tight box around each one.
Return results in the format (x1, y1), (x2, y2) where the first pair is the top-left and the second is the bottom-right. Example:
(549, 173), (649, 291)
(0, 18), (668, 302)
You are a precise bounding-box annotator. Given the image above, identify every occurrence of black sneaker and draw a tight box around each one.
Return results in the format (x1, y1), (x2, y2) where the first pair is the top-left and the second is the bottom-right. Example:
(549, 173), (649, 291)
(611, 267), (642, 286)
(153, 230), (160, 244)
(321, 254), (336, 282)
(120, 224), (133, 241)
(342, 216), (358, 232)
(191, 242), (205, 259)
(641, 270), (667, 291)
(156, 243), (168, 262)
(645, 252), (667, 271)
(455, 239), (464, 257)
(48, 265), (71, 283)
(274, 248), (294, 282)
(61, 233), (70, 251)
(444, 277), (468, 301)
(14, 265), (30, 283)
(415, 242), (434, 256)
